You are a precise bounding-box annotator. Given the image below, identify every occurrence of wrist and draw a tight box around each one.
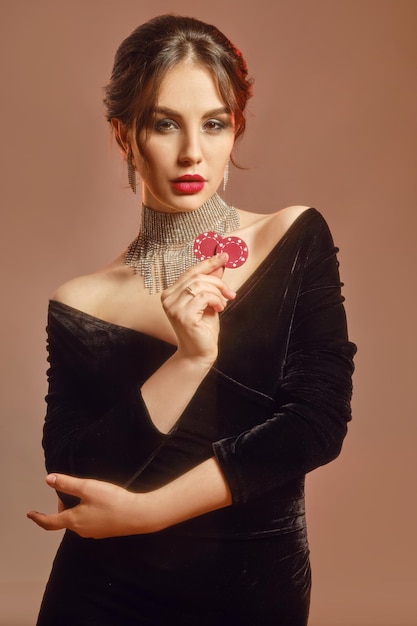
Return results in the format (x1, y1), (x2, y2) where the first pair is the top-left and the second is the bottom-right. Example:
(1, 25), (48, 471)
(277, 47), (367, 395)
(132, 489), (169, 534)
(173, 347), (217, 372)
(124, 491), (153, 535)
(135, 458), (233, 533)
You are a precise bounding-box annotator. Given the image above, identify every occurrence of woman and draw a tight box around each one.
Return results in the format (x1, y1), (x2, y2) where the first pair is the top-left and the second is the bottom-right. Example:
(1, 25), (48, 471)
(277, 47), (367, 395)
(28, 14), (356, 626)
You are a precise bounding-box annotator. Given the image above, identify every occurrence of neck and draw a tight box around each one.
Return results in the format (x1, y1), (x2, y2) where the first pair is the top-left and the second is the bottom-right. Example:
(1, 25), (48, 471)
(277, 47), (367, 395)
(125, 193), (240, 293)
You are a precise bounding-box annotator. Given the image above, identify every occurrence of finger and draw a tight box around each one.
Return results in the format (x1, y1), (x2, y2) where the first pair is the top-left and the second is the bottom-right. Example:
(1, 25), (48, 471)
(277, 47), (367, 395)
(182, 252), (230, 283)
(184, 279), (228, 302)
(186, 256), (235, 296)
(164, 282), (232, 315)
(207, 253), (229, 280)
(27, 509), (69, 532)
(189, 290), (229, 314)
(199, 252), (229, 275)
(209, 265), (224, 279)
(196, 255), (236, 299)
(162, 253), (236, 313)
(45, 473), (86, 499)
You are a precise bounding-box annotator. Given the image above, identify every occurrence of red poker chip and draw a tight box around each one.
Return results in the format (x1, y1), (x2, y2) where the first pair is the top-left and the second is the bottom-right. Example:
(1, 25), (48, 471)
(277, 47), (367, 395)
(193, 231), (222, 261)
(193, 232), (249, 268)
(215, 236), (248, 268)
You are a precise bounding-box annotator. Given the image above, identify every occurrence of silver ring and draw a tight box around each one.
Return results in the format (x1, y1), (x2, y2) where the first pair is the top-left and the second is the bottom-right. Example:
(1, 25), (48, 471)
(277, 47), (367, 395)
(185, 285), (197, 297)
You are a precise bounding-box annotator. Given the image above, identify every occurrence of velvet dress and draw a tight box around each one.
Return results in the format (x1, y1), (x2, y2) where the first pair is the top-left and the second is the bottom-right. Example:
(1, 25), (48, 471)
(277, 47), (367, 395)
(37, 208), (356, 626)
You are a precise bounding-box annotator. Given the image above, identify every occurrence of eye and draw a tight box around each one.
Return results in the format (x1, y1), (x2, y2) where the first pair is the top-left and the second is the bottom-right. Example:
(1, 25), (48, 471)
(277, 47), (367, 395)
(154, 118), (179, 132)
(203, 119), (227, 133)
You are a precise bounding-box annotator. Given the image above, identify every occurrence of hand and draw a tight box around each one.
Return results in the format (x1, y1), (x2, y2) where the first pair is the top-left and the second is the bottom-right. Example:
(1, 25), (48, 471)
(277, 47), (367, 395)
(28, 460), (232, 539)
(27, 474), (145, 539)
(161, 252), (236, 364)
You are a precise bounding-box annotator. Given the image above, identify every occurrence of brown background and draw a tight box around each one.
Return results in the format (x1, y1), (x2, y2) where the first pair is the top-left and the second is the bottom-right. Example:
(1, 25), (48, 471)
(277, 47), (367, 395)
(1, 1), (416, 624)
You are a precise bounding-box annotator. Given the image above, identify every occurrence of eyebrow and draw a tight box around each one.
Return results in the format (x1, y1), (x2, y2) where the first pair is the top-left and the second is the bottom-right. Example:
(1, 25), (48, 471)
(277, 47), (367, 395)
(154, 106), (231, 118)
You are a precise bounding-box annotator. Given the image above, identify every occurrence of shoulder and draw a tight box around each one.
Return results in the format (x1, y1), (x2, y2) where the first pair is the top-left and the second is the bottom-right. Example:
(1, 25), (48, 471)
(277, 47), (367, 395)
(238, 205), (311, 231)
(52, 273), (104, 310)
(51, 255), (127, 315)
(236, 205), (314, 255)
(239, 204), (332, 244)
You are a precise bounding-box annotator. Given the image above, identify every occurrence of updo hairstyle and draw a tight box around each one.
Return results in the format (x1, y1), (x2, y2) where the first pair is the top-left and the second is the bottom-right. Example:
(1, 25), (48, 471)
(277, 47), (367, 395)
(103, 14), (253, 157)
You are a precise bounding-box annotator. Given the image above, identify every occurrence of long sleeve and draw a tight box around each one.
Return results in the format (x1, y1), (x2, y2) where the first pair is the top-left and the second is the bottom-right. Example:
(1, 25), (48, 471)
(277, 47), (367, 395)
(42, 302), (171, 486)
(212, 212), (356, 505)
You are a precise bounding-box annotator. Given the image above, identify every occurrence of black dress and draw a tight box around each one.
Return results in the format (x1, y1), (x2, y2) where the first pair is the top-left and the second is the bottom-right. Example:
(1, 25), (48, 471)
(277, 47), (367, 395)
(37, 209), (356, 626)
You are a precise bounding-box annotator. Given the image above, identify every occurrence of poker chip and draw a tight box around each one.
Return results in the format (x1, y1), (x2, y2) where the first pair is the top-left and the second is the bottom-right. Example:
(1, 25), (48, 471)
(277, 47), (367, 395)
(215, 236), (248, 268)
(193, 231), (223, 261)
(193, 232), (248, 268)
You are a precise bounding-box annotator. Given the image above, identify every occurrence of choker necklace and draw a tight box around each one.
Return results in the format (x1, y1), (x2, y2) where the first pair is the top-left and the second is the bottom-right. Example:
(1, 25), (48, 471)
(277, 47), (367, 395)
(125, 193), (240, 293)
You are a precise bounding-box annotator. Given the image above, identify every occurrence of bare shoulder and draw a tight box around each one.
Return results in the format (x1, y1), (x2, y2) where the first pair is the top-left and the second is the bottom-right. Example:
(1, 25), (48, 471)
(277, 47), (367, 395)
(51, 254), (127, 315)
(238, 204), (310, 230)
(273, 204), (311, 226)
(225, 205), (311, 290)
(236, 205), (311, 248)
(52, 273), (107, 311)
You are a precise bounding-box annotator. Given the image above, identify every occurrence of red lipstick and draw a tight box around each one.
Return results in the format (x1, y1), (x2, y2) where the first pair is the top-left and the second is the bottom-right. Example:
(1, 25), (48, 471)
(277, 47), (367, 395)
(171, 174), (205, 194)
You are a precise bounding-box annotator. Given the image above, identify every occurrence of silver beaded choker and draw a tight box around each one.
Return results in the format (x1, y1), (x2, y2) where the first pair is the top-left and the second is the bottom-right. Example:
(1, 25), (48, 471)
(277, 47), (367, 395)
(125, 193), (240, 293)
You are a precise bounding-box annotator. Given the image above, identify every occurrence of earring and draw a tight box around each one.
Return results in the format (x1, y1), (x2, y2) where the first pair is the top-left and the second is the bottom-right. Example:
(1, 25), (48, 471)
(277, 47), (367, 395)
(223, 160), (229, 192)
(127, 147), (136, 194)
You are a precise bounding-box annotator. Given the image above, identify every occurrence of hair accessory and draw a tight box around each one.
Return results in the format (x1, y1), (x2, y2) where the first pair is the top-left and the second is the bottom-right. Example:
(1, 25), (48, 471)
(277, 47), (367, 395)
(127, 148), (136, 194)
(194, 232), (248, 268)
(125, 193), (240, 293)
(185, 285), (197, 297)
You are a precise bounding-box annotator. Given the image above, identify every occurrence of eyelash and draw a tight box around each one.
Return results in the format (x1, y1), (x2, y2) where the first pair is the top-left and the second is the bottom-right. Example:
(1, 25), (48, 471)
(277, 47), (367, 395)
(154, 119), (178, 132)
(204, 119), (227, 132)
(154, 118), (228, 133)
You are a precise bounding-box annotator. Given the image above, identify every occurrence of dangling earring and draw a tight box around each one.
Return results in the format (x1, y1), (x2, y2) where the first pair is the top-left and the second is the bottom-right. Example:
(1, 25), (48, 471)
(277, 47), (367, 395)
(127, 147), (136, 194)
(223, 160), (230, 192)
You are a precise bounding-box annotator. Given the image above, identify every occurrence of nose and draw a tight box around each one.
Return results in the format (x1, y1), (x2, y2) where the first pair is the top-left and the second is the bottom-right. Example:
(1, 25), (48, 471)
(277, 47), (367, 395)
(178, 128), (203, 166)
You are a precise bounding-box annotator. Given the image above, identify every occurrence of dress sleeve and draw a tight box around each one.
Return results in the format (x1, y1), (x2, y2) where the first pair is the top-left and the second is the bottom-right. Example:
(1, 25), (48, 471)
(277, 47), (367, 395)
(42, 313), (168, 489)
(212, 216), (356, 505)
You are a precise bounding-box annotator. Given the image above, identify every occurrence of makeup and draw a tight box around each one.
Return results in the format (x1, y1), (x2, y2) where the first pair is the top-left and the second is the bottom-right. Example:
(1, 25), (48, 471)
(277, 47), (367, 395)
(171, 175), (205, 194)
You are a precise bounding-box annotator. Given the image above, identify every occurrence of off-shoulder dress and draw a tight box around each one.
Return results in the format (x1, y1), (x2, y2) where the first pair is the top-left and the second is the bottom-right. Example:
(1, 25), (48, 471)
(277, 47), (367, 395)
(37, 208), (356, 626)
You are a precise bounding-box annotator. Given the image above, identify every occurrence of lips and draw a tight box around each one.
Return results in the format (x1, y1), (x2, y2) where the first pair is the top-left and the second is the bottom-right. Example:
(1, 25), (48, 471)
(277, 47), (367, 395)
(171, 175), (205, 194)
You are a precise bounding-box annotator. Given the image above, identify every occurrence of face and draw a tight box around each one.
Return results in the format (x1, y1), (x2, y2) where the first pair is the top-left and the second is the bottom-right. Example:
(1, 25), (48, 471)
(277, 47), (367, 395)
(130, 60), (235, 213)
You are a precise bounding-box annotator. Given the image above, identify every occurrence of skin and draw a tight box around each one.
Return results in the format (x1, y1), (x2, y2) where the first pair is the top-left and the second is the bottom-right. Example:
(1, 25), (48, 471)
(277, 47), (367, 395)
(128, 58), (236, 215)
(27, 60), (309, 538)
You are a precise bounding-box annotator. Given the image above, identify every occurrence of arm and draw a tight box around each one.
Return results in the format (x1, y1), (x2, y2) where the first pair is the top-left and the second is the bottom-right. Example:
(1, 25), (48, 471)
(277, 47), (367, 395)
(27, 457), (231, 538)
(213, 217), (356, 503)
(28, 234), (354, 537)
(31, 215), (355, 535)
(43, 253), (234, 485)
(141, 252), (235, 433)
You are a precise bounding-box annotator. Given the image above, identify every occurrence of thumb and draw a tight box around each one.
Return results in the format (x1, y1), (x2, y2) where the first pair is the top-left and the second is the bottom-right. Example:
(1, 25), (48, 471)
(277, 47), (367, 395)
(209, 253), (228, 279)
(209, 267), (224, 279)
(46, 473), (85, 499)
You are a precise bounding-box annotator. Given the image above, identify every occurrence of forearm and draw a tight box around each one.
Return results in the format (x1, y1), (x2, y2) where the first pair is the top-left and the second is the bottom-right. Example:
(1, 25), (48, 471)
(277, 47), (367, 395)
(27, 458), (232, 538)
(141, 350), (214, 434)
(140, 457), (232, 532)
(142, 252), (235, 434)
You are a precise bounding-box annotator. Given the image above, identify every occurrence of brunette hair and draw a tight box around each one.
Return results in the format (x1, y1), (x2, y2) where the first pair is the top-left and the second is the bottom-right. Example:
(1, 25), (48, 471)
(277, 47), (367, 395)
(103, 14), (253, 156)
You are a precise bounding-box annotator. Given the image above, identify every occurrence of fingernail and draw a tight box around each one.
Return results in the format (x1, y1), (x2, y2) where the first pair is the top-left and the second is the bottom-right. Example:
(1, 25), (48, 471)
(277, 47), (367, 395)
(46, 474), (57, 485)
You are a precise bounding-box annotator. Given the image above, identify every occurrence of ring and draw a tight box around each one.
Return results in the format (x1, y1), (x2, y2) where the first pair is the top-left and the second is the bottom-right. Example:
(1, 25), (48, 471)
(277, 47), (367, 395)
(185, 285), (197, 297)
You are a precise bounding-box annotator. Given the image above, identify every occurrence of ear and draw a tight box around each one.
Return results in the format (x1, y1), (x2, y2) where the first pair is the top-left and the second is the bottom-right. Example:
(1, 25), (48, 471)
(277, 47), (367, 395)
(111, 119), (131, 157)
